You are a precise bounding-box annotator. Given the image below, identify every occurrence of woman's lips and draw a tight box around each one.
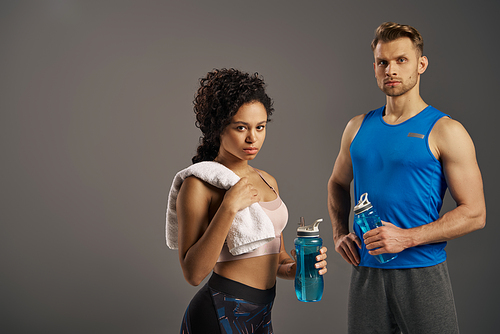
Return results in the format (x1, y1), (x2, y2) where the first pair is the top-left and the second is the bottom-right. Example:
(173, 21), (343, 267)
(244, 148), (259, 154)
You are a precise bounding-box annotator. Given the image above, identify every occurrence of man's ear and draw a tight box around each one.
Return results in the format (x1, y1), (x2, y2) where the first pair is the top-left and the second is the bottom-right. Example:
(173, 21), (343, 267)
(418, 56), (429, 75)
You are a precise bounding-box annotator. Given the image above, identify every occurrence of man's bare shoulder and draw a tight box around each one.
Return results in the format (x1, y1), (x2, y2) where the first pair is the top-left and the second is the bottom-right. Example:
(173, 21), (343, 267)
(430, 116), (476, 161)
(431, 116), (471, 143)
(435, 115), (465, 129)
(343, 114), (367, 141)
(348, 114), (366, 127)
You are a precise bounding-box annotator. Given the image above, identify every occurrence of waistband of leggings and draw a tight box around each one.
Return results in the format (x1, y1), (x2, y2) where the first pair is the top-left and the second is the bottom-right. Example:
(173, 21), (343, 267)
(208, 272), (276, 305)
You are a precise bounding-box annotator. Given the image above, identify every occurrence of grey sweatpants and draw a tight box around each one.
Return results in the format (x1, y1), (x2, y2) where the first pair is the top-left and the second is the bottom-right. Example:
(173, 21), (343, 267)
(348, 262), (459, 334)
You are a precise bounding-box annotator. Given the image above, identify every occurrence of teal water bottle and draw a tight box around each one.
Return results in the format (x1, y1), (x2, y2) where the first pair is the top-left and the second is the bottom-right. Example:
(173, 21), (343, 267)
(354, 193), (397, 264)
(294, 217), (324, 302)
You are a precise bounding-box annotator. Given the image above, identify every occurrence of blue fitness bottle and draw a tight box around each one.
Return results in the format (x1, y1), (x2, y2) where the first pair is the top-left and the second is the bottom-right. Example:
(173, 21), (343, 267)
(294, 217), (324, 302)
(353, 193), (397, 264)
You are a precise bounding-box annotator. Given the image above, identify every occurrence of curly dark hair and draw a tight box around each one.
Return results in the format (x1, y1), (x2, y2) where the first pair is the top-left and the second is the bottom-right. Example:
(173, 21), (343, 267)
(192, 68), (274, 163)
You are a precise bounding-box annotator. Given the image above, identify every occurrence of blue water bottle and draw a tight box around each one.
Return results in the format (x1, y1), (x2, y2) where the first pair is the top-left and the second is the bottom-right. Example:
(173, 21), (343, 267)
(294, 217), (324, 302)
(354, 193), (397, 264)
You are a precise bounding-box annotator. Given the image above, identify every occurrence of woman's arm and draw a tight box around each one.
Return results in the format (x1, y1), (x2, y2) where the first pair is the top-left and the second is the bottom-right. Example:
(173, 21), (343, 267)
(177, 176), (260, 286)
(277, 234), (296, 280)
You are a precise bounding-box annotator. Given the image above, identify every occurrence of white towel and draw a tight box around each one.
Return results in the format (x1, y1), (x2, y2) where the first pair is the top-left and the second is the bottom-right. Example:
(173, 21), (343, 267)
(166, 161), (275, 256)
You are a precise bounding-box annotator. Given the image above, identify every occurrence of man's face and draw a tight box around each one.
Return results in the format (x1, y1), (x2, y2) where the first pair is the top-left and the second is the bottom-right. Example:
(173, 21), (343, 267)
(373, 37), (427, 97)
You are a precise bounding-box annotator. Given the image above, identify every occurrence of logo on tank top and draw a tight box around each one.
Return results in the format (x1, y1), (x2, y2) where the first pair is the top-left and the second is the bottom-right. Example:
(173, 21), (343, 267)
(407, 132), (425, 139)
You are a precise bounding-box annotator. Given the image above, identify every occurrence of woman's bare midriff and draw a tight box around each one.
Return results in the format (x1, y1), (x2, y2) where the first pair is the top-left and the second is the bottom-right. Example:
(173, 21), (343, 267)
(214, 253), (280, 290)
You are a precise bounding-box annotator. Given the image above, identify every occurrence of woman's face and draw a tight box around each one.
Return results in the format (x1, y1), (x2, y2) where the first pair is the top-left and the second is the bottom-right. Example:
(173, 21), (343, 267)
(217, 101), (268, 162)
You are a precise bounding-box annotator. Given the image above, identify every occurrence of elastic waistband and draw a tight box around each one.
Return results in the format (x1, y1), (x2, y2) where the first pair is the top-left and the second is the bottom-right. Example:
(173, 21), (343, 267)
(208, 272), (276, 305)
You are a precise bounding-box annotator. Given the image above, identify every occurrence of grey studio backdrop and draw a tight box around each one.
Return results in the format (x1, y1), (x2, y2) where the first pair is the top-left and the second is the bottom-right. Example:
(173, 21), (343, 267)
(1, 1), (499, 333)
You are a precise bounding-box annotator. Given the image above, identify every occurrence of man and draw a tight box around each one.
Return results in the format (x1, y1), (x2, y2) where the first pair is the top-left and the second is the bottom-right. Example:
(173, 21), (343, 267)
(327, 22), (486, 333)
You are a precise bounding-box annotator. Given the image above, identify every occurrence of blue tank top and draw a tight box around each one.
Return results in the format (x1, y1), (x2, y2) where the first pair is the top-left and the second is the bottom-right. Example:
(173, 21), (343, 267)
(351, 105), (449, 268)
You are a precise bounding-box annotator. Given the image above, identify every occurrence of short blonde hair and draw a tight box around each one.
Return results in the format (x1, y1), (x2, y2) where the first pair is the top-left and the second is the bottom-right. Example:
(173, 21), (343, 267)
(371, 22), (424, 56)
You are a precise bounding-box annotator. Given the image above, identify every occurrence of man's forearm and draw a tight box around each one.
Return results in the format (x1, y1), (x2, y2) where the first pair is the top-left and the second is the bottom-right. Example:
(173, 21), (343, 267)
(408, 203), (486, 248)
(328, 180), (352, 241)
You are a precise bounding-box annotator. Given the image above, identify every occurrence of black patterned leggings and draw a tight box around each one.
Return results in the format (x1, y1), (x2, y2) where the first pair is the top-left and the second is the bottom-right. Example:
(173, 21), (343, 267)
(180, 273), (276, 334)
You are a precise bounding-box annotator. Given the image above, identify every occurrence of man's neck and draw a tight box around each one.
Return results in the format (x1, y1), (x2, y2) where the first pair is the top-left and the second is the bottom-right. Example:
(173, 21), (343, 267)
(384, 92), (428, 125)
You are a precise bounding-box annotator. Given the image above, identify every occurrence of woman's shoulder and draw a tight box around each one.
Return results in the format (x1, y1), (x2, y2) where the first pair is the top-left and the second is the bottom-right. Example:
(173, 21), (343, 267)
(179, 175), (223, 200)
(253, 167), (279, 189)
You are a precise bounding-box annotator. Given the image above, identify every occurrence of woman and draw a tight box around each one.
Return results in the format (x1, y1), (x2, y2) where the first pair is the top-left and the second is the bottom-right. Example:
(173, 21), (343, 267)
(169, 68), (327, 333)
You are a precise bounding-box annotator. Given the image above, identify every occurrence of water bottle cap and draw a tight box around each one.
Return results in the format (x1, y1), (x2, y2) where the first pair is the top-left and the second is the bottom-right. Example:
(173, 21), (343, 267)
(297, 218), (322, 237)
(354, 193), (373, 214)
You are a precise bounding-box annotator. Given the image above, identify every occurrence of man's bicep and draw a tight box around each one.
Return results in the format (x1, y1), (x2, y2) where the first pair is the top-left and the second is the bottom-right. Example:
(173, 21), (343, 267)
(330, 149), (353, 190)
(329, 115), (364, 190)
(440, 121), (484, 207)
